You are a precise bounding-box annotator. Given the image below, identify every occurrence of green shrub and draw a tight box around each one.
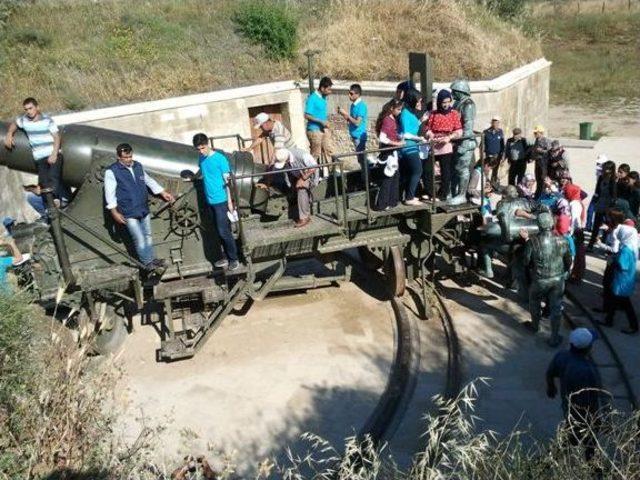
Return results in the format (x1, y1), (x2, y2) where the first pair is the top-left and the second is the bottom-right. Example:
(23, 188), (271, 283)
(233, 0), (298, 60)
(480, 0), (529, 19)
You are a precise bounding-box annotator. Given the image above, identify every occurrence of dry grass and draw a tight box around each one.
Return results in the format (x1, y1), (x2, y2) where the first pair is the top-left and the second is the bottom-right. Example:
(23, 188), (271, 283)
(301, 0), (541, 81)
(0, 0), (541, 119)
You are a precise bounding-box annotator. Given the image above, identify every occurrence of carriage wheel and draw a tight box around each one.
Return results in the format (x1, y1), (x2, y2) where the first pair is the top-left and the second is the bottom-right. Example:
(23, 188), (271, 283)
(384, 245), (406, 297)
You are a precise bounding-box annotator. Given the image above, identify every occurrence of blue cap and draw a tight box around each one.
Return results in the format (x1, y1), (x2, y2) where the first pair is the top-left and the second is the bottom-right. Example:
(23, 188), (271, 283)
(2, 217), (15, 228)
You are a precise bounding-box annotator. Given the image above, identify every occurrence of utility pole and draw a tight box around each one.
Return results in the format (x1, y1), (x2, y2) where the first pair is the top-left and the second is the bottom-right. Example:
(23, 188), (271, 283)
(304, 50), (320, 93)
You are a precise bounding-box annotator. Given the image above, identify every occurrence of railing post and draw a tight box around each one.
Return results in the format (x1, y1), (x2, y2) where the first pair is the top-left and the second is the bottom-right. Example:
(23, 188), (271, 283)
(43, 189), (75, 286)
(339, 161), (349, 235)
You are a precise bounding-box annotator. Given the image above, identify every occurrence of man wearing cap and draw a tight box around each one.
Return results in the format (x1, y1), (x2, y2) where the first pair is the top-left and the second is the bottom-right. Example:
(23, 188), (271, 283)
(520, 212), (572, 347)
(483, 117), (505, 185)
(243, 113), (296, 161)
(505, 127), (529, 186)
(305, 76), (334, 167)
(548, 140), (569, 182)
(530, 125), (551, 198)
(546, 327), (602, 460)
(273, 147), (318, 228)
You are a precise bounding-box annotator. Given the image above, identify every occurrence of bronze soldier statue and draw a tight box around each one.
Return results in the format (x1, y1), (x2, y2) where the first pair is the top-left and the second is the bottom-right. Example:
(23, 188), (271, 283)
(449, 79), (476, 206)
(521, 212), (572, 347)
(479, 185), (541, 280)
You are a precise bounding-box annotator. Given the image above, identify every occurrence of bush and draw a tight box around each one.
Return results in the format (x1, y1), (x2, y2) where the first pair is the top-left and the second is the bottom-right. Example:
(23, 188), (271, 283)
(0, 292), (158, 479)
(480, 0), (529, 19)
(233, 0), (298, 60)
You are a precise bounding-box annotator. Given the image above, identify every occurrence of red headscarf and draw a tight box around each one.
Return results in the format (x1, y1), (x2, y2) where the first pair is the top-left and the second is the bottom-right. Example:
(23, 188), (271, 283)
(555, 214), (571, 235)
(563, 183), (582, 202)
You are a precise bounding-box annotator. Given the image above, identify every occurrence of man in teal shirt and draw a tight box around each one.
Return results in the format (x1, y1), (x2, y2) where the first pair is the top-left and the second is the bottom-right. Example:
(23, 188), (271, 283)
(192, 133), (240, 271)
(338, 83), (368, 185)
(305, 76), (334, 166)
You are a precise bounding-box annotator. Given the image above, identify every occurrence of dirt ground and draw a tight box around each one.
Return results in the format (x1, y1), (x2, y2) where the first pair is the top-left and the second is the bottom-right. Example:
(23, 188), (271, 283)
(115, 281), (395, 476)
(548, 101), (640, 138)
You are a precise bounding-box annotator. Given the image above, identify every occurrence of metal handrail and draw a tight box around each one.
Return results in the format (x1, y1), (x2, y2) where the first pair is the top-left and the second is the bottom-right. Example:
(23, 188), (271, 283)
(208, 134), (251, 151)
(230, 159), (351, 246)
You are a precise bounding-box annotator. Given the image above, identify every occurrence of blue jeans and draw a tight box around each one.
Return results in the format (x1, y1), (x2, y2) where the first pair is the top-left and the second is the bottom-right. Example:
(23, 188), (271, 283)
(401, 150), (422, 200)
(26, 192), (47, 220)
(210, 202), (238, 262)
(125, 214), (155, 266)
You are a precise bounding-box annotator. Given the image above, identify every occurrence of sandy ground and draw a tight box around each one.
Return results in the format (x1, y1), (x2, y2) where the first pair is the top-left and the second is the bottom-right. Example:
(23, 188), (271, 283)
(548, 102), (640, 139)
(116, 281), (395, 475)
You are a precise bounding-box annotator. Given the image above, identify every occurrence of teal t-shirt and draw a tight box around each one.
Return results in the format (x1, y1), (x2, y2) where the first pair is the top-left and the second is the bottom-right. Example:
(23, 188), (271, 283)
(349, 99), (368, 139)
(199, 151), (231, 205)
(399, 108), (420, 154)
(305, 91), (328, 132)
(0, 255), (14, 291)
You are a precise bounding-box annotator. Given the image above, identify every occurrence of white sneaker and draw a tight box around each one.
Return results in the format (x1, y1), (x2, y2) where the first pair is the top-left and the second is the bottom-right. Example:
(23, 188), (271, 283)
(214, 259), (229, 268)
(405, 198), (422, 206)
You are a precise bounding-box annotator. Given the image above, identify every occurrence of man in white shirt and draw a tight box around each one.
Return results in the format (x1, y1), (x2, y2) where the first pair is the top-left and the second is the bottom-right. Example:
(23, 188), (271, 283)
(243, 112), (296, 162)
(273, 147), (318, 228)
(103, 143), (174, 271)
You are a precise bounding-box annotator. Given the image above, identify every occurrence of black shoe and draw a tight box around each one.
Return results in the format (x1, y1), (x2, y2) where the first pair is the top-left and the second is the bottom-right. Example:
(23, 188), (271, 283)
(152, 258), (167, 269)
(592, 307), (604, 313)
(621, 328), (639, 335)
(523, 322), (539, 333)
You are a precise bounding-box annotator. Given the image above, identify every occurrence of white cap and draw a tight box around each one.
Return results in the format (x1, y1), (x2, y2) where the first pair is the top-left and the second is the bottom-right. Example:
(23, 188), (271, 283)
(253, 112), (270, 130)
(569, 328), (594, 349)
(491, 115), (501, 121)
(273, 148), (290, 169)
(596, 153), (608, 164)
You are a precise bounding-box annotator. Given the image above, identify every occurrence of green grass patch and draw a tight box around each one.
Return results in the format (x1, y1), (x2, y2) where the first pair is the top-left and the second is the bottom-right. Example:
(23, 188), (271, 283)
(233, 0), (298, 60)
(532, 10), (640, 104)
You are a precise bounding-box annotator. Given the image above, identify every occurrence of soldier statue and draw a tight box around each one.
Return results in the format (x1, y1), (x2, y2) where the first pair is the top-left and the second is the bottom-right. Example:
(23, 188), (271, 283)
(479, 185), (542, 281)
(449, 79), (476, 206)
(521, 212), (572, 347)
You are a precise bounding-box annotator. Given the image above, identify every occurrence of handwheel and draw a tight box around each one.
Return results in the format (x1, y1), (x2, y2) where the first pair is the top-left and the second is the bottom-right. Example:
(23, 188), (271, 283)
(384, 245), (406, 297)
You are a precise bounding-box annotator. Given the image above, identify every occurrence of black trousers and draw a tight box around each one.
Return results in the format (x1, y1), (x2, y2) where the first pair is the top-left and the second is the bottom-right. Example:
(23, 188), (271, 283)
(605, 294), (638, 330)
(375, 170), (399, 211)
(508, 160), (527, 186)
(534, 159), (547, 198)
(435, 153), (453, 200)
(35, 153), (65, 200)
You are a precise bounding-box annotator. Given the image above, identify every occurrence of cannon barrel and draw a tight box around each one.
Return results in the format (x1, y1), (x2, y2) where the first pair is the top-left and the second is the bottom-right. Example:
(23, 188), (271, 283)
(0, 120), (267, 207)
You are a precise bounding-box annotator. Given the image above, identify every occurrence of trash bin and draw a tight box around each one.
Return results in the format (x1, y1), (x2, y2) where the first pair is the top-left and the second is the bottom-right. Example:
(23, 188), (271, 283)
(579, 122), (593, 140)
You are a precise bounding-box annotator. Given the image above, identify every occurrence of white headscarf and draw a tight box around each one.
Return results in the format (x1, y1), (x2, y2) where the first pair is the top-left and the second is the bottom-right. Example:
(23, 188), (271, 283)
(616, 224), (639, 262)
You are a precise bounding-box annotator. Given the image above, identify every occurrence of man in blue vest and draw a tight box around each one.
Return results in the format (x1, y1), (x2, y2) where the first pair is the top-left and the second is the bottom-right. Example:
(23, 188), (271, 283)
(104, 143), (174, 272)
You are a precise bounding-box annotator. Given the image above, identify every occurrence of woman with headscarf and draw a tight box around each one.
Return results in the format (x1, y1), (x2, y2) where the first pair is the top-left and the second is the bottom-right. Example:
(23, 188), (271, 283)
(600, 224), (638, 334)
(398, 89), (427, 206)
(517, 173), (536, 200)
(424, 89), (462, 201)
(563, 182), (588, 283)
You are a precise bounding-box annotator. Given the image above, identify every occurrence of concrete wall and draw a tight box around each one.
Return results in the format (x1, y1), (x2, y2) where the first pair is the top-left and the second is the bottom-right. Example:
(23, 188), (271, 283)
(0, 59), (550, 222)
(316, 58), (551, 141)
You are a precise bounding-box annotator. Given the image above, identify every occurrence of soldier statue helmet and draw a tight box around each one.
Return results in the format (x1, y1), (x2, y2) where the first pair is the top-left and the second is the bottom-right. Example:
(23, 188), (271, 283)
(537, 211), (554, 231)
(504, 185), (519, 201)
(450, 79), (471, 100)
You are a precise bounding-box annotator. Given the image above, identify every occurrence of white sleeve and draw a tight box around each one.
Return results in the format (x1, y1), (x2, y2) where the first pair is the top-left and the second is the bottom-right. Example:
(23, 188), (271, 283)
(104, 170), (118, 210)
(379, 132), (392, 144)
(144, 172), (164, 195)
(48, 117), (59, 135)
(15, 116), (23, 129)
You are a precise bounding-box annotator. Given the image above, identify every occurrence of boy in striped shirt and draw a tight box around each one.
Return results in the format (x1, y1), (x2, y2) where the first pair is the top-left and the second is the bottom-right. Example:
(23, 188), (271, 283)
(3, 97), (64, 202)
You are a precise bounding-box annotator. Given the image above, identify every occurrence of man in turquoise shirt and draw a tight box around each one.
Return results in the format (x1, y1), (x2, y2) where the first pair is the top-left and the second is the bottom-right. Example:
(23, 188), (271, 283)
(192, 133), (240, 271)
(338, 83), (368, 185)
(305, 76), (334, 167)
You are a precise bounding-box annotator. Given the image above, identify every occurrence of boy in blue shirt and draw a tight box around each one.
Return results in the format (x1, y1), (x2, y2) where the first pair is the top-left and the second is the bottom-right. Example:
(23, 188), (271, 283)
(192, 133), (240, 271)
(0, 228), (29, 292)
(305, 76), (334, 166)
(338, 83), (368, 185)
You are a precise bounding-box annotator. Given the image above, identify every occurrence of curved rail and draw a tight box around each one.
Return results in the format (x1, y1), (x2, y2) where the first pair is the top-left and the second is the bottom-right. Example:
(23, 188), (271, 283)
(430, 285), (463, 399)
(563, 289), (638, 411)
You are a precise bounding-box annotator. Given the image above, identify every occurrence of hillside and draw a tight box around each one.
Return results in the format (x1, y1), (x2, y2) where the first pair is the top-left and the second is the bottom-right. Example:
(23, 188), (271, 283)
(0, 0), (541, 118)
